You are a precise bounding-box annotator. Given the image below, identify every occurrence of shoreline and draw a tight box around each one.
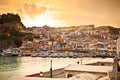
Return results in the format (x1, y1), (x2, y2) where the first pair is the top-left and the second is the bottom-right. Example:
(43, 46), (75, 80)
(0, 52), (116, 58)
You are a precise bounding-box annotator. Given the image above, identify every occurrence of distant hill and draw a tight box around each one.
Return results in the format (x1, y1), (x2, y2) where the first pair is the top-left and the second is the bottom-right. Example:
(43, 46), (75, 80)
(95, 26), (120, 35)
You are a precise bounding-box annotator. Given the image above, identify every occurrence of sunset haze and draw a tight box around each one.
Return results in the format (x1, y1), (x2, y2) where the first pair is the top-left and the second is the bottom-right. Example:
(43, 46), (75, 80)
(0, 0), (120, 27)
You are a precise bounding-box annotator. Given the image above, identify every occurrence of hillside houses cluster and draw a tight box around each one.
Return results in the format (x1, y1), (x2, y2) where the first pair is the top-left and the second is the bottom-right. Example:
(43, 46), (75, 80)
(20, 25), (119, 55)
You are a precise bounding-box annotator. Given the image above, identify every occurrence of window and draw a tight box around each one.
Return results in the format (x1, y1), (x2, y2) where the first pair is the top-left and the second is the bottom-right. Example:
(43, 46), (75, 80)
(67, 74), (73, 78)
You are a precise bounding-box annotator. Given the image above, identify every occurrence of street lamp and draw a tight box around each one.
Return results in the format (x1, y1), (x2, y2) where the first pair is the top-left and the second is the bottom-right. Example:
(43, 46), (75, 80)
(50, 60), (53, 78)
(77, 61), (79, 64)
(39, 71), (43, 77)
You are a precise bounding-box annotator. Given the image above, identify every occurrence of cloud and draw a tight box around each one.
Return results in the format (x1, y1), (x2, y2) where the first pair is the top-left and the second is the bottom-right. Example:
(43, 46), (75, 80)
(23, 3), (47, 19)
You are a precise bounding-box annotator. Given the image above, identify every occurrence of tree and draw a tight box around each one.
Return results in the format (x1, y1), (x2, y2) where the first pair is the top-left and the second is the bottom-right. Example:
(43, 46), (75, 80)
(0, 13), (29, 49)
(109, 27), (119, 35)
(0, 13), (21, 24)
(14, 37), (22, 47)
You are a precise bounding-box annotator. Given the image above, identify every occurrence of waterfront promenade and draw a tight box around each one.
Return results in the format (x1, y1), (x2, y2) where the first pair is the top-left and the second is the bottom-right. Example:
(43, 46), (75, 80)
(6, 57), (113, 80)
(0, 57), (104, 80)
(8, 76), (67, 80)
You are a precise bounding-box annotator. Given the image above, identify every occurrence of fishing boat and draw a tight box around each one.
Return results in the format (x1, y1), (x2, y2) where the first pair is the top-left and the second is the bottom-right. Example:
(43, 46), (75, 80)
(3, 49), (12, 56)
(31, 53), (38, 57)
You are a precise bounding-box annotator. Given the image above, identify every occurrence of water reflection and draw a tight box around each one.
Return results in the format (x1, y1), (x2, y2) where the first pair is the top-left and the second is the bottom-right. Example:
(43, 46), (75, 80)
(0, 57), (20, 72)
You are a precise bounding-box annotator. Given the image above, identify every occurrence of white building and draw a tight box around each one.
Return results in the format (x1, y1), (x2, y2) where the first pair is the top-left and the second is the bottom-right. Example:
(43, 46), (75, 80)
(117, 37), (120, 57)
(64, 64), (112, 78)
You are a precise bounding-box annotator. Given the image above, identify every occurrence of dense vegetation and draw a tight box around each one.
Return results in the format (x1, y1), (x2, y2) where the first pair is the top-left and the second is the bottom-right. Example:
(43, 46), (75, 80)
(95, 26), (120, 35)
(0, 13), (33, 50)
(0, 13), (21, 24)
(108, 26), (120, 35)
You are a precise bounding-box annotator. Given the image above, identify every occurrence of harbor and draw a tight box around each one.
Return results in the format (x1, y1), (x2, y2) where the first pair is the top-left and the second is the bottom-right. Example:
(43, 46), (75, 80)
(0, 48), (116, 58)
(0, 0), (120, 80)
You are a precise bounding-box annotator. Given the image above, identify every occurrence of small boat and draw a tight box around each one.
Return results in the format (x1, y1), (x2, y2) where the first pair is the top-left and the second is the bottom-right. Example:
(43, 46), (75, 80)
(26, 73), (40, 77)
(18, 54), (22, 57)
(3, 49), (12, 56)
(31, 53), (38, 57)
(0, 53), (5, 56)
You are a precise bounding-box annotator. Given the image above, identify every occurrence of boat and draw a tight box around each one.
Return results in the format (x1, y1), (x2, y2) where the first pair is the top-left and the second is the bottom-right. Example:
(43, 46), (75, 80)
(31, 53), (38, 57)
(18, 54), (22, 57)
(26, 73), (40, 77)
(2, 49), (12, 56)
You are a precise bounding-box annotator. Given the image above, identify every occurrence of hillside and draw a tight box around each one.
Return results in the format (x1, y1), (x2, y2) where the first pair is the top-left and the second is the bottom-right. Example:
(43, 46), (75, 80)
(0, 13), (33, 50)
(95, 26), (120, 35)
(0, 13), (119, 51)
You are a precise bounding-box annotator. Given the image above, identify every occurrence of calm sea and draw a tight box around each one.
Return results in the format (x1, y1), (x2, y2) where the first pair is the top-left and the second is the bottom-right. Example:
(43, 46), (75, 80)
(0, 57), (102, 80)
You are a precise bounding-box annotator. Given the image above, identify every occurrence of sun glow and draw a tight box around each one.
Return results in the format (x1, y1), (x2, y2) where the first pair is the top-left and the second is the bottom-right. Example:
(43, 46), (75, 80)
(22, 11), (68, 27)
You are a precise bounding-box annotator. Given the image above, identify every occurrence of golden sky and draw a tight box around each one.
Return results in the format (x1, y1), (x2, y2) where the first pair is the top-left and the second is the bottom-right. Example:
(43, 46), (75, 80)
(0, 0), (120, 27)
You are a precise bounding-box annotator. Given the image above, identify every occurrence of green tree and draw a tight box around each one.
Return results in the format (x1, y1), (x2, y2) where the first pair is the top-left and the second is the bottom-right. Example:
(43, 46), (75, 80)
(14, 37), (22, 47)
(0, 13), (21, 24)
(109, 27), (119, 35)
(24, 33), (33, 41)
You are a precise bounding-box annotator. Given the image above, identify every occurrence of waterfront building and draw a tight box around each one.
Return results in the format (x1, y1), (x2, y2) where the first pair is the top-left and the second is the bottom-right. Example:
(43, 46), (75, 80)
(64, 64), (112, 78)
(117, 37), (120, 57)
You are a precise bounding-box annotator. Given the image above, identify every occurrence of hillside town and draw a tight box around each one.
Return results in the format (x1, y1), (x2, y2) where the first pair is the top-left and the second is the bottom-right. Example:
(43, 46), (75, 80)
(0, 13), (120, 57)
(2, 25), (119, 57)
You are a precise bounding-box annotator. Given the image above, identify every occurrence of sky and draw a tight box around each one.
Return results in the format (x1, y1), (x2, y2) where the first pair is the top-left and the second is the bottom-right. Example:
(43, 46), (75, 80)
(0, 0), (120, 27)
